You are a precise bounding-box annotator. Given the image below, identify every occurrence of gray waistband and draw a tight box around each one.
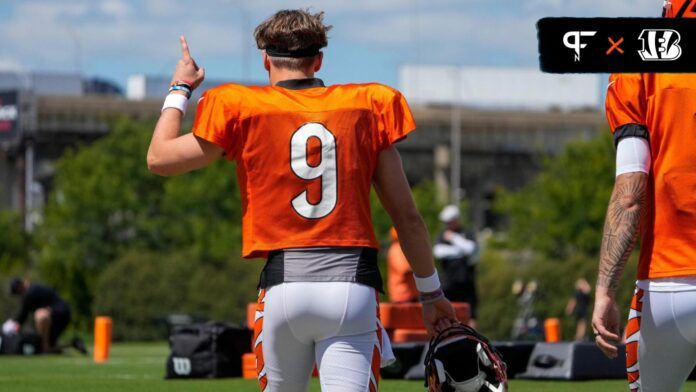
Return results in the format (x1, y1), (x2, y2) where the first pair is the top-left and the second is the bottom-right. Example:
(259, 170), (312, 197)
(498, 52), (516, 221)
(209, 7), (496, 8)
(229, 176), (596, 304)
(259, 247), (383, 292)
(282, 247), (364, 281)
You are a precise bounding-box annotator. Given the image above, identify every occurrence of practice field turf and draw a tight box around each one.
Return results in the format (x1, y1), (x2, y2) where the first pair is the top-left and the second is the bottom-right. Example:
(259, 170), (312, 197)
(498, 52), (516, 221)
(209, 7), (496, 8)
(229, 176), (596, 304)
(0, 343), (694, 392)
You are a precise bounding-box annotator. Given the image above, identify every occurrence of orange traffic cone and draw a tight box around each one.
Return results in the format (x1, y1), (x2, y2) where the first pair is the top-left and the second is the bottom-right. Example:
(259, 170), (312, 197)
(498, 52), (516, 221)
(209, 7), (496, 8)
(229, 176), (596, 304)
(93, 316), (112, 363)
(544, 318), (561, 343)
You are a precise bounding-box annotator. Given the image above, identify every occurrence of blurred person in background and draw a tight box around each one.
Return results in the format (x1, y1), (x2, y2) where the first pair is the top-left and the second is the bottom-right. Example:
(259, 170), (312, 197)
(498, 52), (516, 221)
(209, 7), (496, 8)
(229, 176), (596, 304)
(386, 227), (418, 303)
(511, 279), (542, 340)
(3, 278), (84, 354)
(433, 204), (479, 327)
(565, 278), (591, 341)
(592, 2), (696, 391)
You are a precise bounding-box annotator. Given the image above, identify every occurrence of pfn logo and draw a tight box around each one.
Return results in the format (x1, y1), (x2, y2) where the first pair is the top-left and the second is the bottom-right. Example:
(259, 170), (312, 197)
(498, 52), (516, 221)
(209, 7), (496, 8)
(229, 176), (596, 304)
(638, 29), (682, 61)
(563, 31), (597, 61)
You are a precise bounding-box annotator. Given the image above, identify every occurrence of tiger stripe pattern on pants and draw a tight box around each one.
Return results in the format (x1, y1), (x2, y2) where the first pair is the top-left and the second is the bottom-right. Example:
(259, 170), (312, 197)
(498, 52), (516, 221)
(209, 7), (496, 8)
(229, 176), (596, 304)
(626, 288), (644, 392)
(253, 289), (268, 391)
(369, 291), (383, 392)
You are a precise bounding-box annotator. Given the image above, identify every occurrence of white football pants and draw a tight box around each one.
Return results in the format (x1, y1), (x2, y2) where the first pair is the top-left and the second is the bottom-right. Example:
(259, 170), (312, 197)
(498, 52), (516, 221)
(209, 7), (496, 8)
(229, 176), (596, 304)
(253, 282), (393, 392)
(626, 284), (696, 392)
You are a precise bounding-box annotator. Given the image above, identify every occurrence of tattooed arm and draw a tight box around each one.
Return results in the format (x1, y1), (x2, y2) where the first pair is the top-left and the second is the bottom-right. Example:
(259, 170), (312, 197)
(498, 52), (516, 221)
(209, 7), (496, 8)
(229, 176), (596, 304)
(597, 172), (648, 291)
(593, 171), (648, 358)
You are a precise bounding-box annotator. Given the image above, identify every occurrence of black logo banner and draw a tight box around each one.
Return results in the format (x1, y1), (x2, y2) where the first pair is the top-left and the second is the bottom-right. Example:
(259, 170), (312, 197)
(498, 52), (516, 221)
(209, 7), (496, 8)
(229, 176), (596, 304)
(538, 18), (696, 73)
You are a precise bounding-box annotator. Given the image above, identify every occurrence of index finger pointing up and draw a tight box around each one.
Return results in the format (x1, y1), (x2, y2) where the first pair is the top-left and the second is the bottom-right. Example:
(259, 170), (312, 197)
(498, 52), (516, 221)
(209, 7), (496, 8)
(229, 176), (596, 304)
(180, 35), (191, 60)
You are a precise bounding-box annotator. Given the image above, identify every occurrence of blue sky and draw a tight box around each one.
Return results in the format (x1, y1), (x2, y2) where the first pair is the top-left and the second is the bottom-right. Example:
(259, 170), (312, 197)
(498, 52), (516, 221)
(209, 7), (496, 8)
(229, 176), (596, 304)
(0, 0), (658, 88)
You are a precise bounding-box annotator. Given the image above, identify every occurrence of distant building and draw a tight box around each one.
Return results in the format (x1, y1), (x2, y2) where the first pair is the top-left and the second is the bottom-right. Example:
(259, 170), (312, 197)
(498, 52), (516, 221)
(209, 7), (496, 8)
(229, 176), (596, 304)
(83, 77), (123, 96)
(399, 65), (603, 111)
(0, 71), (84, 97)
(0, 71), (260, 230)
(126, 74), (256, 101)
(0, 71), (125, 97)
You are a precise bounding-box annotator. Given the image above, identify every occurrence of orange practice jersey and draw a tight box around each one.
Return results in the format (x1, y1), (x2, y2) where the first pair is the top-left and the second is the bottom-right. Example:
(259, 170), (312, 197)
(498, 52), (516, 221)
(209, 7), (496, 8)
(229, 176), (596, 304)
(192, 79), (416, 258)
(606, 73), (696, 279)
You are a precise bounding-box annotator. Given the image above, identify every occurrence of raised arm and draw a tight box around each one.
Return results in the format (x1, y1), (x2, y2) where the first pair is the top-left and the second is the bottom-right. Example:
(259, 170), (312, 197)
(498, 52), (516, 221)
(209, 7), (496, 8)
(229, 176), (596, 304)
(373, 145), (457, 334)
(147, 36), (223, 176)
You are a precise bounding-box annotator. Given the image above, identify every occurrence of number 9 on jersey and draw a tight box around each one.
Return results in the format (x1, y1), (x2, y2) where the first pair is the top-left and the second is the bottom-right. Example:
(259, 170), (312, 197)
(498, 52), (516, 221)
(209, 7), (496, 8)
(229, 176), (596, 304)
(290, 122), (338, 219)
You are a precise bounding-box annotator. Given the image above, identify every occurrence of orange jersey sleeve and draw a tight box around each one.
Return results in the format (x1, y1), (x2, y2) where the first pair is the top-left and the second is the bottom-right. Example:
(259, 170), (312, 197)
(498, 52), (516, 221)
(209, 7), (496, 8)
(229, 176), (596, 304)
(605, 74), (649, 144)
(373, 87), (417, 150)
(191, 88), (242, 160)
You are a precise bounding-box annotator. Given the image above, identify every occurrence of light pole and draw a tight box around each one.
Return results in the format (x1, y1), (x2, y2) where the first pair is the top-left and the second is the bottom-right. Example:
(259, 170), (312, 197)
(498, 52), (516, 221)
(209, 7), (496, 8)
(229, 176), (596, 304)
(450, 67), (462, 204)
(241, 7), (250, 82)
(64, 25), (82, 75)
(12, 70), (36, 232)
(24, 138), (34, 231)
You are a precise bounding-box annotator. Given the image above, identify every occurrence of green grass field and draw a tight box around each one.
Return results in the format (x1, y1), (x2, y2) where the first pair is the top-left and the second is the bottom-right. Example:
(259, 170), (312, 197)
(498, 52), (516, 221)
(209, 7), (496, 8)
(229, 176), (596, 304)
(0, 342), (693, 391)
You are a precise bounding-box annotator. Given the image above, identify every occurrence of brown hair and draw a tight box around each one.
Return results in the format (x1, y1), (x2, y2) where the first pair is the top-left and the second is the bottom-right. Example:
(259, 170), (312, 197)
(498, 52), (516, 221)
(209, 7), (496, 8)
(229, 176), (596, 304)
(254, 9), (332, 70)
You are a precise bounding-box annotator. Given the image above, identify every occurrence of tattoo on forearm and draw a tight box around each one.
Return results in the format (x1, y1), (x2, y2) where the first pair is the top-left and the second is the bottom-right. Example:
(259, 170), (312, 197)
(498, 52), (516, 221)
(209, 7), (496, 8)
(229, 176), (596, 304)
(597, 173), (648, 291)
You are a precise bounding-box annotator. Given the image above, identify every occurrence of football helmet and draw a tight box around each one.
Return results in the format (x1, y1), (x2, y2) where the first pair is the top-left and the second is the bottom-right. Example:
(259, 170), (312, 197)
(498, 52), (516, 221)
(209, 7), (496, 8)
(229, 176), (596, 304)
(424, 323), (507, 392)
(663, 0), (696, 18)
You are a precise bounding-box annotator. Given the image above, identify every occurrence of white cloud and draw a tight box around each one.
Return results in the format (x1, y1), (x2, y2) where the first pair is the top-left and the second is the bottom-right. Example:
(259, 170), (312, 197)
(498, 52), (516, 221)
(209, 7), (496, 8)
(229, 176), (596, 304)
(100, 0), (130, 19)
(15, 0), (90, 20)
(341, 0), (662, 66)
(0, 57), (24, 72)
(242, 0), (465, 14)
(143, 0), (192, 18)
(0, 0), (243, 73)
(342, 10), (538, 65)
(524, 0), (657, 16)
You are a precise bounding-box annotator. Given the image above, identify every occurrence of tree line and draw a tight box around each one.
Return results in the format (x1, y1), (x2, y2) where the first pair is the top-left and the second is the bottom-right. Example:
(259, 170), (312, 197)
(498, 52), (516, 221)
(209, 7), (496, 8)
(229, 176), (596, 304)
(0, 119), (635, 341)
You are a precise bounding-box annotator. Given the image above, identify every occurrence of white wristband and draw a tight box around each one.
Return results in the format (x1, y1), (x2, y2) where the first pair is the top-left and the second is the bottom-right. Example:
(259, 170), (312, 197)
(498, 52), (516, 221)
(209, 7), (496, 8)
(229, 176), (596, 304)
(162, 93), (189, 116)
(415, 271), (441, 293)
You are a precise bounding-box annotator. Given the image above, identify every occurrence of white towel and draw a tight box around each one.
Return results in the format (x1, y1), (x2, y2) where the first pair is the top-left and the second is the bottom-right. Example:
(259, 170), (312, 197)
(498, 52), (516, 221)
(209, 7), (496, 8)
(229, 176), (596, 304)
(379, 320), (396, 367)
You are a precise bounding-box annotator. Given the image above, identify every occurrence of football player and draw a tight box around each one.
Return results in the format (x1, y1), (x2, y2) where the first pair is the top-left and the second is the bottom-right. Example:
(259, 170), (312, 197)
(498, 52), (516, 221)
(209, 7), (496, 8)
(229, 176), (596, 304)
(592, 1), (696, 391)
(147, 9), (457, 392)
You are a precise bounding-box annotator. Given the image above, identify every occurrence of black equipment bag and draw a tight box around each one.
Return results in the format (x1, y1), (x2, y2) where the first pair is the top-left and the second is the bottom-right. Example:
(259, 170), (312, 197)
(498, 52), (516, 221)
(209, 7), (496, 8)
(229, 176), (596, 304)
(517, 342), (626, 380)
(165, 322), (252, 379)
(0, 331), (42, 355)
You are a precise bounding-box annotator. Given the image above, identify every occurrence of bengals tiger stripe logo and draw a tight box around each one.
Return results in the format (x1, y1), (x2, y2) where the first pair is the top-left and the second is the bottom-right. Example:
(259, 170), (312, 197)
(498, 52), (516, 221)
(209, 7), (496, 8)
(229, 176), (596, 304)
(369, 290), (382, 392)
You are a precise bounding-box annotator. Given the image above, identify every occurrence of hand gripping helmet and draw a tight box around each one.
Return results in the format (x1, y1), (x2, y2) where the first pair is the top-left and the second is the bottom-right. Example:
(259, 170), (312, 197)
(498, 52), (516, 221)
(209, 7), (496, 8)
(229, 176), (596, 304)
(424, 324), (507, 392)
(663, 0), (696, 18)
